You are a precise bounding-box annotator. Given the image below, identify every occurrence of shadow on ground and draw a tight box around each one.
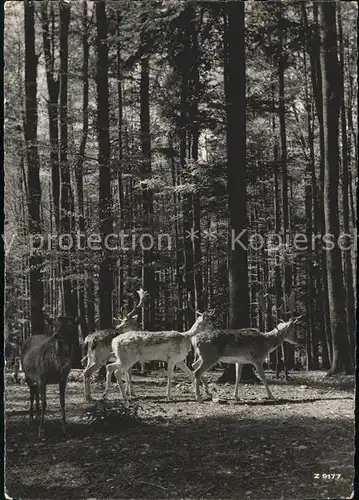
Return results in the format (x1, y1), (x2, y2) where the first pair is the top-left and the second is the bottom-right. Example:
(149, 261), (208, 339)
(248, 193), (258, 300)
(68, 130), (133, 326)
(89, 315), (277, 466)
(6, 399), (354, 500)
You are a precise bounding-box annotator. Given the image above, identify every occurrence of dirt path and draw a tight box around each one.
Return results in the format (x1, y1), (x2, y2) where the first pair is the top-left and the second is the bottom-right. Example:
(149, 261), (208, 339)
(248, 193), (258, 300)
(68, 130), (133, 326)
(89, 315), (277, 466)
(5, 371), (354, 499)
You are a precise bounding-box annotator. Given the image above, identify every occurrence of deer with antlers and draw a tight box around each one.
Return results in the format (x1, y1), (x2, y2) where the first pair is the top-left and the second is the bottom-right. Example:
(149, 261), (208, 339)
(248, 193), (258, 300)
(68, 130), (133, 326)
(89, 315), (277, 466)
(82, 289), (148, 401)
(191, 310), (302, 401)
(102, 303), (214, 401)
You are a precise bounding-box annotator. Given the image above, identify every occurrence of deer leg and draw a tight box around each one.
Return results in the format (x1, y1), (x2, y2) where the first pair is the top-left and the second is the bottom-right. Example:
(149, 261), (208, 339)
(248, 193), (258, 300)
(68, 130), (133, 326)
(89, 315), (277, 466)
(29, 383), (35, 422)
(59, 380), (67, 434)
(191, 358), (201, 371)
(176, 360), (194, 382)
(103, 361), (117, 397)
(125, 369), (136, 397)
(276, 348), (280, 379)
(104, 361), (128, 400)
(113, 366), (128, 400)
(194, 358), (217, 402)
(178, 360), (211, 395)
(125, 370), (130, 396)
(166, 361), (175, 400)
(191, 358), (210, 394)
(282, 344), (288, 381)
(254, 362), (274, 399)
(38, 383), (46, 438)
(83, 362), (100, 401)
(35, 386), (40, 421)
(233, 363), (243, 400)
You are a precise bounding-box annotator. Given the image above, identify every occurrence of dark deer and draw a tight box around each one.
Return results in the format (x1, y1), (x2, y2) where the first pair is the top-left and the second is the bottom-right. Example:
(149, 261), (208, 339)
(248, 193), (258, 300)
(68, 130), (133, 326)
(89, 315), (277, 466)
(21, 316), (79, 438)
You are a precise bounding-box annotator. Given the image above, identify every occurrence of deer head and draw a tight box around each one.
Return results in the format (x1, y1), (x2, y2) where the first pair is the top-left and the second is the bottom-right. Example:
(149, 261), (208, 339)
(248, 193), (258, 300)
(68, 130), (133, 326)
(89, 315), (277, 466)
(188, 309), (216, 334)
(275, 314), (303, 345)
(114, 289), (148, 332)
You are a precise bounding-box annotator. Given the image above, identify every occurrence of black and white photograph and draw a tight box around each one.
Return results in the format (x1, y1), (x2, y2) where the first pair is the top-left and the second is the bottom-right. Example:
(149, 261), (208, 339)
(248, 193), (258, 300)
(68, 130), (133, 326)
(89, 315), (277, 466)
(3, 1), (357, 498)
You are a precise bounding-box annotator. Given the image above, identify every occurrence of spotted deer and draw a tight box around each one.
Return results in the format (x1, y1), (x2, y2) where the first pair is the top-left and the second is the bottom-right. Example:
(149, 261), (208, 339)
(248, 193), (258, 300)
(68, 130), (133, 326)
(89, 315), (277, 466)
(102, 311), (215, 401)
(82, 289), (148, 401)
(191, 311), (302, 401)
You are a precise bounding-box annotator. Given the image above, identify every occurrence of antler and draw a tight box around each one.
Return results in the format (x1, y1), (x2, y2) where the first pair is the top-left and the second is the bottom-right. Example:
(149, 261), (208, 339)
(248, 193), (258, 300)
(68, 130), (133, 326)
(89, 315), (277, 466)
(186, 291), (195, 312)
(257, 291), (300, 324)
(278, 291), (296, 321)
(257, 291), (273, 320)
(127, 289), (149, 318)
(182, 290), (195, 319)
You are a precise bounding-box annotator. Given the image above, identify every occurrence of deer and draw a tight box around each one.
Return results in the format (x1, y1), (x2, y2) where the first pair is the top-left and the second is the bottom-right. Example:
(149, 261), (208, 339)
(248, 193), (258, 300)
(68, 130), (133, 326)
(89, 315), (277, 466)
(102, 310), (214, 401)
(82, 289), (148, 402)
(190, 310), (303, 401)
(21, 316), (79, 438)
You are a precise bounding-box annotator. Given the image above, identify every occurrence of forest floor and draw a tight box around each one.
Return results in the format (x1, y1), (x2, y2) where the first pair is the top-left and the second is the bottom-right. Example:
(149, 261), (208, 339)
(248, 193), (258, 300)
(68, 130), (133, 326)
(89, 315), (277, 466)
(5, 369), (355, 500)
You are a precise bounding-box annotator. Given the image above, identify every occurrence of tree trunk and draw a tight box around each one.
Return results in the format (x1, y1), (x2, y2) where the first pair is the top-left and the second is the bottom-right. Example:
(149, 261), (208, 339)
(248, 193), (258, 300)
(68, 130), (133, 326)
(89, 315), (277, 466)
(219, 3), (253, 385)
(337, 4), (355, 351)
(41, 2), (60, 231)
(270, 81), (284, 374)
(301, 20), (316, 369)
(189, 16), (203, 313)
(278, 11), (293, 375)
(24, 0), (45, 336)
(319, 2), (353, 375)
(140, 53), (155, 329)
(59, 0), (74, 317)
(76, 0), (90, 340)
(96, 0), (113, 329)
(311, 3), (333, 365)
(170, 137), (184, 331)
(116, 8), (124, 318)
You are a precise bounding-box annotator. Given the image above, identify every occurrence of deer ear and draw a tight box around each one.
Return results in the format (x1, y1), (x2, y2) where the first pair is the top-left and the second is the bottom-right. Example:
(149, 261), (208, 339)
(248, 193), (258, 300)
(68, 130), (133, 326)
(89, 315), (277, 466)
(196, 311), (203, 318)
(131, 315), (138, 321)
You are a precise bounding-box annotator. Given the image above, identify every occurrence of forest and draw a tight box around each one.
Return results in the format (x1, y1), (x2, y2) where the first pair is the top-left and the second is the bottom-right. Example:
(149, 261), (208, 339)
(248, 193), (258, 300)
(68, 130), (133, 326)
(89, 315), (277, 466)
(4, 2), (357, 499)
(4, 0), (357, 374)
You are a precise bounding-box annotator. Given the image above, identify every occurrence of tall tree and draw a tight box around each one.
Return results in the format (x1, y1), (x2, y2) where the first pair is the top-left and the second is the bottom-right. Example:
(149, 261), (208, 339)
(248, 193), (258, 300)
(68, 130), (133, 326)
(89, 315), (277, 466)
(179, 6), (195, 329)
(96, 0), (113, 328)
(24, 0), (45, 335)
(140, 39), (155, 329)
(59, 0), (75, 316)
(188, 10), (203, 313)
(319, 2), (353, 375)
(219, 2), (254, 384)
(225, 2), (249, 330)
(116, 8), (125, 318)
(41, 1), (60, 230)
(75, 0), (90, 339)
(337, 4), (355, 350)
(277, 8), (294, 374)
